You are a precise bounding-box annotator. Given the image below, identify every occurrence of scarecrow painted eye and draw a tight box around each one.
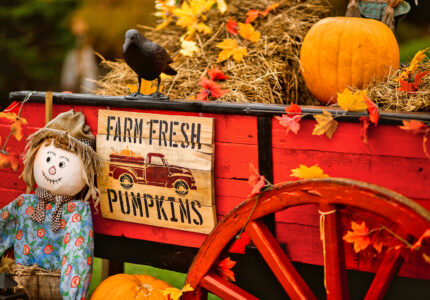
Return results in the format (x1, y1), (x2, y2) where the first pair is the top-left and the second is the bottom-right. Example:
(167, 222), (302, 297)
(59, 161), (66, 168)
(46, 157), (51, 163)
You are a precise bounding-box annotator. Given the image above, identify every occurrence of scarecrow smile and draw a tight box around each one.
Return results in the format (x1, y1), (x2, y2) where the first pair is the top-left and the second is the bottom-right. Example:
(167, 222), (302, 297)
(42, 170), (62, 184)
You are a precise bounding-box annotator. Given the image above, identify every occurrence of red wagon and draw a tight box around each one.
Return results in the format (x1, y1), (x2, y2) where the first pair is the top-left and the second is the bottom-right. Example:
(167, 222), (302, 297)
(2, 91), (430, 299)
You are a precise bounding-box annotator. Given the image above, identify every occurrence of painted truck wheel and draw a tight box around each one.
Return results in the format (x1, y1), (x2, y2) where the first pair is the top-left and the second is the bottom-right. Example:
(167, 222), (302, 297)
(119, 174), (134, 190)
(174, 180), (189, 196)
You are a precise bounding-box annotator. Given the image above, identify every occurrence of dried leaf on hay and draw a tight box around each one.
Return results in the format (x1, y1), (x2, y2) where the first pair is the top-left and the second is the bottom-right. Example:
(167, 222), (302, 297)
(93, 0), (331, 106)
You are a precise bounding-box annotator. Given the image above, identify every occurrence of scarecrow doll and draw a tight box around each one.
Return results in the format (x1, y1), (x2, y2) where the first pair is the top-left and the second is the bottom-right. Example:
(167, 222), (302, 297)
(0, 110), (103, 299)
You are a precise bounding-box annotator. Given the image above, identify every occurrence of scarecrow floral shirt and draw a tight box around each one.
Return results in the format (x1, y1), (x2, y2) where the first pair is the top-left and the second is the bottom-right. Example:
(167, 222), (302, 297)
(0, 194), (93, 300)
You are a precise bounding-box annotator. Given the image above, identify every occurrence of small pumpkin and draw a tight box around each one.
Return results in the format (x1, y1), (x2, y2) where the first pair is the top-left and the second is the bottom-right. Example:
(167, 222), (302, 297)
(300, 17), (399, 104)
(90, 274), (172, 300)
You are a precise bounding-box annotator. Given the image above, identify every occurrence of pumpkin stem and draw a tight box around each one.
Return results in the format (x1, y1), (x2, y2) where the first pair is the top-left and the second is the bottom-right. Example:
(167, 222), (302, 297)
(345, 0), (361, 17)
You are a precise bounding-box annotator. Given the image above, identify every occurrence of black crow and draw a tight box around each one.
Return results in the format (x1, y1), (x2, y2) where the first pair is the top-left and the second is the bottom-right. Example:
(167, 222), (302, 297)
(123, 29), (177, 99)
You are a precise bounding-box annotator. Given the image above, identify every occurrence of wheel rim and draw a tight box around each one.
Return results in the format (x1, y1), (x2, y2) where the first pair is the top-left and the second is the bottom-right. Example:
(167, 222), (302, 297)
(184, 178), (430, 300)
(175, 180), (189, 196)
(120, 174), (133, 189)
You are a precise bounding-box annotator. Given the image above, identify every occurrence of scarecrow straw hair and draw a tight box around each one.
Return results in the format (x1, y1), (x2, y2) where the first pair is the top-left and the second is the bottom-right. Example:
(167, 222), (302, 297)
(94, 0), (330, 105)
(366, 59), (430, 112)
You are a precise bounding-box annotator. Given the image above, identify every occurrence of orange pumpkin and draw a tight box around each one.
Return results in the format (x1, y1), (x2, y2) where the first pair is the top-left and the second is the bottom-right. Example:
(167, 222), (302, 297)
(90, 274), (172, 300)
(300, 17), (399, 104)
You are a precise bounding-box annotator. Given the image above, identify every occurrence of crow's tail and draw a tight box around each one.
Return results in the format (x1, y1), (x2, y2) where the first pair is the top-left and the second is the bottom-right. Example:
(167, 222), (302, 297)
(163, 65), (177, 76)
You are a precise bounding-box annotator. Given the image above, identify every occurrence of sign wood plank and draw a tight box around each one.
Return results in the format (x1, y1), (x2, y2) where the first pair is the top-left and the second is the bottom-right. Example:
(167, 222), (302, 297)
(98, 109), (214, 146)
(96, 110), (216, 233)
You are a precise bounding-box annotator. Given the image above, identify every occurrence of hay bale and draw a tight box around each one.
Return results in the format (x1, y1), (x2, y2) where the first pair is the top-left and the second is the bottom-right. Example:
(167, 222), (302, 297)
(94, 0), (331, 105)
(367, 60), (430, 112)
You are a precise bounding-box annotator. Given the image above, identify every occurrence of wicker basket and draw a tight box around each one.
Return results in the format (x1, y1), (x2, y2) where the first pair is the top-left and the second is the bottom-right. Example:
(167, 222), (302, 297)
(12, 264), (61, 300)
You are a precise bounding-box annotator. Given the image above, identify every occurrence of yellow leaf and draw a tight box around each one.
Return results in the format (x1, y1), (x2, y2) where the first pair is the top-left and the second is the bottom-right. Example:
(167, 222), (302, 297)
(216, 39), (247, 63)
(127, 79), (162, 95)
(182, 283), (194, 293)
(337, 89), (367, 112)
(10, 118), (27, 142)
(312, 110), (339, 139)
(217, 0), (228, 14)
(194, 22), (212, 34)
(423, 253), (430, 264)
(173, 2), (197, 28)
(238, 22), (261, 43)
(398, 47), (429, 81)
(156, 18), (173, 30)
(180, 40), (200, 57)
(163, 287), (183, 300)
(290, 164), (329, 179)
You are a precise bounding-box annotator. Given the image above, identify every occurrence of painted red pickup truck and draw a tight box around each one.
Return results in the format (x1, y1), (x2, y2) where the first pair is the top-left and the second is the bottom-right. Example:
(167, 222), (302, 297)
(108, 152), (197, 196)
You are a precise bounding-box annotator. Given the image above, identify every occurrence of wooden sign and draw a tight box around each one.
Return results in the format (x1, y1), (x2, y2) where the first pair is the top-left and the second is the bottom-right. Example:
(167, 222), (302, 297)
(96, 109), (216, 233)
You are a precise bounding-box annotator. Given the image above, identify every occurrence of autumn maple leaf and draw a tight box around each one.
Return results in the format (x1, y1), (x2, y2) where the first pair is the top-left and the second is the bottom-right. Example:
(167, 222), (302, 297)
(398, 47), (429, 81)
(259, 3), (280, 16)
(0, 112), (28, 141)
(414, 71), (430, 89)
(275, 114), (301, 135)
(217, 257), (236, 282)
(343, 221), (371, 253)
(0, 150), (20, 171)
(207, 65), (228, 81)
(127, 79), (162, 96)
(337, 89), (368, 112)
(196, 77), (228, 100)
(411, 229), (430, 251)
(238, 22), (260, 43)
(285, 103), (302, 115)
(163, 284), (194, 300)
(312, 110), (339, 139)
(216, 38), (247, 63)
(364, 95), (379, 125)
(226, 18), (238, 34)
(245, 9), (259, 23)
(399, 120), (428, 134)
(248, 163), (265, 197)
(290, 164), (329, 179)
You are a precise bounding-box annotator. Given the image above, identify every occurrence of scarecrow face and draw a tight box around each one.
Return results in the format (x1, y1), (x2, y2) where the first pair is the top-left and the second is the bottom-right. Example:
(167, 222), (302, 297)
(33, 142), (86, 196)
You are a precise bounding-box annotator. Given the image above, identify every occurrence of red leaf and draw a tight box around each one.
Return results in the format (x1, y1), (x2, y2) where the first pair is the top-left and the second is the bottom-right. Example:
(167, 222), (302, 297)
(371, 230), (384, 254)
(229, 232), (251, 254)
(285, 103), (302, 115)
(360, 117), (371, 144)
(0, 150), (20, 172)
(217, 257), (236, 282)
(397, 79), (416, 93)
(364, 95), (379, 125)
(414, 71), (430, 89)
(226, 18), (238, 34)
(207, 65), (228, 81)
(275, 114), (301, 135)
(343, 221), (371, 253)
(248, 163), (265, 197)
(399, 120), (428, 134)
(196, 77), (228, 100)
(245, 9), (259, 24)
(411, 229), (430, 250)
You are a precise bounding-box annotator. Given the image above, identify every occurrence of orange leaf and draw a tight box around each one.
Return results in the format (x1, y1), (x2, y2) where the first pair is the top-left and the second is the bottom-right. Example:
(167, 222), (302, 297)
(217, 257), (236, 282)
(411, 228), (430, 250)
(0, 150), (20, 172)
(343, 221), (371, 253)
(399, 120), (428, 134)
(0, 112), (18, 123)
(229, 232), (251, 254)
(216, 38), (247, 63)
(226, 18), (238, 34)
(259, 3), (280, 16)
(337, 89), (367, 112)
(370, 230), (384, 254)
(290, 164), (329, 179)
(248, 163), (265, 197)
(364, 95), (379, 125)
(10, 118), (27, 141)
(414, 71), (430, 89)
(207, 65), (228, 81)
(312, 110), (339, 139)
(238, 22), (260, 43)
(285, 103), (301, 115)
(245, 9), (259, 24)
(275, 114), (301, 135)
(397, 78), (415, 93)
(359, 117), (371, 145)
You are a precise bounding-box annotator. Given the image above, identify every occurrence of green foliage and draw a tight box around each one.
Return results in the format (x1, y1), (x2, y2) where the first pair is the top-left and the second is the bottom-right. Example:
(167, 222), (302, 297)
(0, 0), (77, 109)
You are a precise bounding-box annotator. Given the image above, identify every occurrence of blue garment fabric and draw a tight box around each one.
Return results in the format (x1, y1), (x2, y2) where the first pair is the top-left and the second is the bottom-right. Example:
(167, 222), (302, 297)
(0, 194), (94, 300)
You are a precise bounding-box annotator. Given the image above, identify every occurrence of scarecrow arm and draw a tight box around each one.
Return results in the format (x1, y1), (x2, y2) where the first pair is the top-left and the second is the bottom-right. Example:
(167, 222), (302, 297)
(0, 196), (19, 257)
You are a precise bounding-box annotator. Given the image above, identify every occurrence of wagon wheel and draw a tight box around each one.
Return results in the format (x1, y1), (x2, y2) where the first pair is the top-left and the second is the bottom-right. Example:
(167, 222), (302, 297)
(183, 178), (430, 300)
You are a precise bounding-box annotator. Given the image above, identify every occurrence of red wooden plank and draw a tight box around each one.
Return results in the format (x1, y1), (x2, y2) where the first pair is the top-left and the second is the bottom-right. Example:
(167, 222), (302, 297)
(272, 118), (427, 159)
(214, 142), (258, 179)
(273, 149), (430, 200)
(275, 204), (319, 227)
(0, 188), (24, 208)
(201, 273), (258, 300)
(0, 170), (26, 191)
(246, 220), (316, 300)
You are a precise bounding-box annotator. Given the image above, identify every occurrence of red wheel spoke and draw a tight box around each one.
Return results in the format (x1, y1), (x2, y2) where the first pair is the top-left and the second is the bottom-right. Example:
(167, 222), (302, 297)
(364, 249), (404, 300)
(200, 273), (258, 300)
(319, 204), (349, 300)
(246, 220), (316, 300)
